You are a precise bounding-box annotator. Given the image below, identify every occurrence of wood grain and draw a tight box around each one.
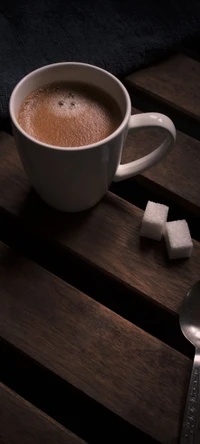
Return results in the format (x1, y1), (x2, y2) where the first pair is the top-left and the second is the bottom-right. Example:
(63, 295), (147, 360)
(122, 109), (200, 215)
(0, 241), (191, 443)
(0, 132), (199, 314)
(0, 382), (84, 444)
(125, 54), (200, 120)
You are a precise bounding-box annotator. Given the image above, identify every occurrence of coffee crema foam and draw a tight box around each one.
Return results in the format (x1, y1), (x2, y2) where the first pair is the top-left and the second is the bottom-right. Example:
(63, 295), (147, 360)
(18, 82), (122, 147)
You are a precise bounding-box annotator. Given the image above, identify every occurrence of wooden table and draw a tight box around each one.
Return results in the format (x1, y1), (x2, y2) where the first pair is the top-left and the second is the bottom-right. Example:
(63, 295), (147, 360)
(0, 53), (200, 443)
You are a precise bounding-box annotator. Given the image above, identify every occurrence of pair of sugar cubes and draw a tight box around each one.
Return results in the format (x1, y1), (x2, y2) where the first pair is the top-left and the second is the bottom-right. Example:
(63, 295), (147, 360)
(140, 201), (193, 259)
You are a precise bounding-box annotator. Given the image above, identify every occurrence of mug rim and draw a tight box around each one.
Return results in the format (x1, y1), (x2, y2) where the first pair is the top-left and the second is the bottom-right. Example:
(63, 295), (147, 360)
(9, 62), (131, 151)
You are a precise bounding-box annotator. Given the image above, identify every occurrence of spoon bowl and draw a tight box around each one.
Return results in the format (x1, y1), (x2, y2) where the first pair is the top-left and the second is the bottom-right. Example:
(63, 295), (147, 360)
(180, 280), (200, 347)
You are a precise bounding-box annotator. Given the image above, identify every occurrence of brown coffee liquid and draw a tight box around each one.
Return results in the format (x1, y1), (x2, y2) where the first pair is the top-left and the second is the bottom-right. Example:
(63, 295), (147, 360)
(18, 82), (122, 147)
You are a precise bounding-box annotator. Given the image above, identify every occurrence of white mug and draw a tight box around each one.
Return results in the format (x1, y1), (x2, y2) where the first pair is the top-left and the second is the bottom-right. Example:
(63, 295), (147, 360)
(10, 62), (176, 212)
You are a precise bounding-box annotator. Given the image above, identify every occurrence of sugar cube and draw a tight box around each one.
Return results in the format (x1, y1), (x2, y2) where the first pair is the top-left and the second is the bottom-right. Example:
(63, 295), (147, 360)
(140, 201), (169, 241)
(164, 220), (193, 259)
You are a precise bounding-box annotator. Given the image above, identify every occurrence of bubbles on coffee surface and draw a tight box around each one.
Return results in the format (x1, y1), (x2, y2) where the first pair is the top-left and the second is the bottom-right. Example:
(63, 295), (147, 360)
(57, 97), (76, 110)
(58, 91), (76, 111)
(31, 84), (78, 116)
(42, 86), (78, 118)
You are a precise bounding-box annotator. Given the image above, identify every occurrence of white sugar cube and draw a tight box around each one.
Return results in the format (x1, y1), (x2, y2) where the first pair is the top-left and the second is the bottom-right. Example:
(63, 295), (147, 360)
(164, 220), (193, 259)
(140, 201), (169, 240)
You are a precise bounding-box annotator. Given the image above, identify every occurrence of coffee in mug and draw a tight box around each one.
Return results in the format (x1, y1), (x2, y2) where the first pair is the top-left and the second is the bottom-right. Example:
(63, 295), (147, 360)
(18, 82), (122, 147)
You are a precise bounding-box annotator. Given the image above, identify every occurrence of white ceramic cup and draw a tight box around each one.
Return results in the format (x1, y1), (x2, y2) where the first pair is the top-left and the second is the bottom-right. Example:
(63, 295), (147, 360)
(10, 62), (176, 212)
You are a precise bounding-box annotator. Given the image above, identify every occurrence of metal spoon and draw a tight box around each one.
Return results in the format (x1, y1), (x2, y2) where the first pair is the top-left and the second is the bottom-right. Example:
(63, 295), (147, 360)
(180, 281), (200, 444)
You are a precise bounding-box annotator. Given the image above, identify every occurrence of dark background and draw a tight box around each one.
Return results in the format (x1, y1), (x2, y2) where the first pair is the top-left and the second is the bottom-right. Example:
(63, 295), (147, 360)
(1, 0), (200, 130)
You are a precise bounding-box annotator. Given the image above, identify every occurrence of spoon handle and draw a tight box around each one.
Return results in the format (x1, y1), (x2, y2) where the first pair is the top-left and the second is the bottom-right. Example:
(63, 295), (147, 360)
(180, 351), (200, 444)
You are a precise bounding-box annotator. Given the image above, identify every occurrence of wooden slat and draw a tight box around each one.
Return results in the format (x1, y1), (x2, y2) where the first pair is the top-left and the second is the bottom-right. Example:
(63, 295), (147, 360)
(0, 382), (84, 444)
(0, 132), (199, 314)
(0, 241), (191, 443)
(126, 54), (200, 120)
(123, 110), (200, 215)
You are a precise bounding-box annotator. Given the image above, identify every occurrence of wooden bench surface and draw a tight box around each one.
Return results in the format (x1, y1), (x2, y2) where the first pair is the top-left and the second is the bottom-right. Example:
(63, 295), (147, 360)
(0, 241), (191, 443)
(0, 382), (84, 443)
(125, 54), (200, 121)
(0, 52), (200, 443)
(0, 132), (199, 315)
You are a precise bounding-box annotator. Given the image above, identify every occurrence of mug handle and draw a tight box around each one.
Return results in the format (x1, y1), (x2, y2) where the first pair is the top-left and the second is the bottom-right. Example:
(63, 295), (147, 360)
(114, 112), (176, 182)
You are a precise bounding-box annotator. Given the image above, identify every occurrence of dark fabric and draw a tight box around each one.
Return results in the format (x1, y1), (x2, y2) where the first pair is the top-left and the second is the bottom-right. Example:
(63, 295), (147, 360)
(1, 0), (200, 130)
